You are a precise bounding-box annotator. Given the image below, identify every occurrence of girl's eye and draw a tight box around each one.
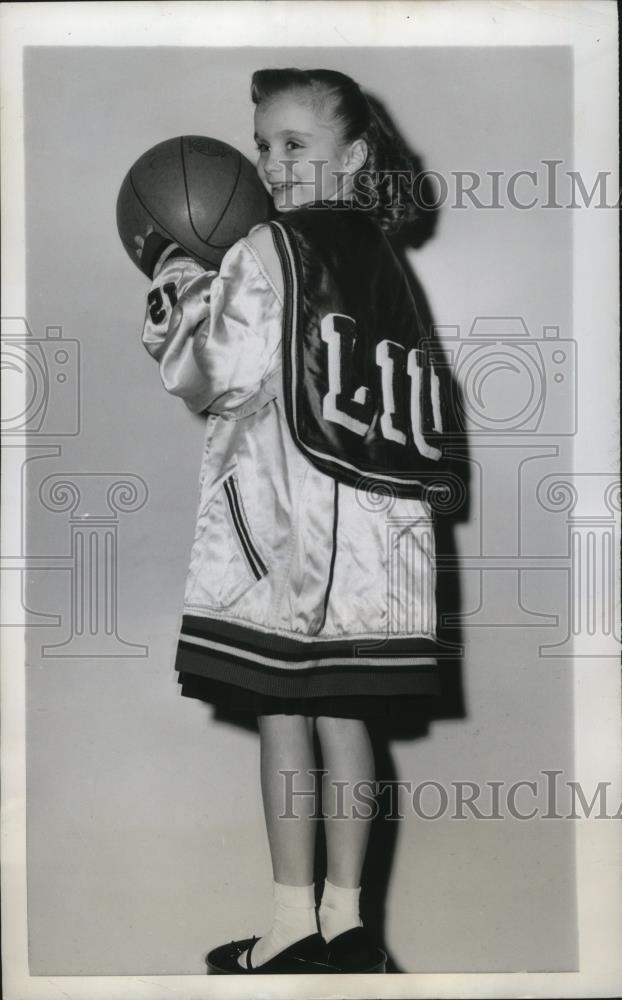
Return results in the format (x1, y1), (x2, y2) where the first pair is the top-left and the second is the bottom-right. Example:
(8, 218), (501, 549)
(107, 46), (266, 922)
(255, 141), (302, 154)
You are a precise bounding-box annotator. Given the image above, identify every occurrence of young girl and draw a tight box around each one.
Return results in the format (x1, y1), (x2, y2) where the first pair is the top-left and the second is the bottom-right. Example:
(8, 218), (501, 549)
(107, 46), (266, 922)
(137, 68), (449, 975)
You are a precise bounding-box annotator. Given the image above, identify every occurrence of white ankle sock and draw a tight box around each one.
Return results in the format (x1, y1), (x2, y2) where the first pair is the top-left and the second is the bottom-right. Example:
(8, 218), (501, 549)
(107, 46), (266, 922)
(237, 880), (317, 969)
(318, 879), (363, 943)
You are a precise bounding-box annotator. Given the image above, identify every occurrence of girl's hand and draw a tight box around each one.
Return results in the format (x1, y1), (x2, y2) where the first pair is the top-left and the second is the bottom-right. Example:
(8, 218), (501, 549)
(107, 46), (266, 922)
(133, 224), (155, 261)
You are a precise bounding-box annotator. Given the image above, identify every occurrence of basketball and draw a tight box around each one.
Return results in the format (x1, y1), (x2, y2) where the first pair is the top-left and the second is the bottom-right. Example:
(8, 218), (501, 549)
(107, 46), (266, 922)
(116, 136), (271, 276)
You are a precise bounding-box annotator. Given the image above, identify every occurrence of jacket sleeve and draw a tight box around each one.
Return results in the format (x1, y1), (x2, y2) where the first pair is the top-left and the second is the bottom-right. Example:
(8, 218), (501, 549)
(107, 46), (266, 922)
(140, 233), (216, 368)
(155, 232), (283, 416)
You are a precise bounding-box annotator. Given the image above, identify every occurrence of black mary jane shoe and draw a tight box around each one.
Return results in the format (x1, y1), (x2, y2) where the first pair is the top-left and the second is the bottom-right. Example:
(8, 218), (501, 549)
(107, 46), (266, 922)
(325, 927), (388, 973)
(206, 932), (334, 975)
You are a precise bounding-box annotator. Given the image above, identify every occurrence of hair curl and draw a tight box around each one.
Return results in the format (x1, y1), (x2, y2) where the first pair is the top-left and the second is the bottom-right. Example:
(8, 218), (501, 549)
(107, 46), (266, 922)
(251, 68), (420, 234)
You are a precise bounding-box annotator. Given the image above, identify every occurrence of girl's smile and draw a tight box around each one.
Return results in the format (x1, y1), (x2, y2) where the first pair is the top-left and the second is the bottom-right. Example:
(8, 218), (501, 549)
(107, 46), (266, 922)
(254, 95), (363, 209)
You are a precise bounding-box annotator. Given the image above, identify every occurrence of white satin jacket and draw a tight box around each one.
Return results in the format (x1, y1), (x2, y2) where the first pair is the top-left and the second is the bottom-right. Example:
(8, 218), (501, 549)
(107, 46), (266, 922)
(141, 220), (441, 699)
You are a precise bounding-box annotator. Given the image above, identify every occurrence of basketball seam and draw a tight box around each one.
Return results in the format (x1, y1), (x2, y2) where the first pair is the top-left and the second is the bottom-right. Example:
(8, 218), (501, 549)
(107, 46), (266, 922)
(128, 170), (219, 271)
(181, 136), (245, 247)
(204, 153), (243, 246)
(179, 137), (206, 245)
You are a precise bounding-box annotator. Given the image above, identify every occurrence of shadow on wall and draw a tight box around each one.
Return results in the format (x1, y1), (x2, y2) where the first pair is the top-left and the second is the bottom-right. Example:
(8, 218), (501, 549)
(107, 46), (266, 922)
(369, 90), (470, 735)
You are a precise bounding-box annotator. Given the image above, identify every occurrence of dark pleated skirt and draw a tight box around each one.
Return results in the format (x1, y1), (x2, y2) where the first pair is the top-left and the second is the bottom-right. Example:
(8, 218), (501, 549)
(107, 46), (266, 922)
(177, 670), (440, 720)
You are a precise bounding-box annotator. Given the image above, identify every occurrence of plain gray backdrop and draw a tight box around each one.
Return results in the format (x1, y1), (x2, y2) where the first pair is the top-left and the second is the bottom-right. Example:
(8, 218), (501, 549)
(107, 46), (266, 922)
(24, 45), (576, 974)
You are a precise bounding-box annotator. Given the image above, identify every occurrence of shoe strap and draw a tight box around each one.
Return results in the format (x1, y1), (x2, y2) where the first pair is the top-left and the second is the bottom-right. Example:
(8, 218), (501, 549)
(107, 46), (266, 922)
(246, 936), (259, 971)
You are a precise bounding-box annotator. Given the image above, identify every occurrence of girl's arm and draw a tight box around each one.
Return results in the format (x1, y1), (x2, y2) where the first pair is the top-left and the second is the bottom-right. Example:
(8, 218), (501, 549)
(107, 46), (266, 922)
(139, 232), (219, 413)
(149, 227), (283, 417)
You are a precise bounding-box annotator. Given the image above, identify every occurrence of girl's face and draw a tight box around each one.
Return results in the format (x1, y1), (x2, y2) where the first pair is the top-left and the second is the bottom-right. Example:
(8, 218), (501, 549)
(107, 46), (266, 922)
(254, 93), (358, 211)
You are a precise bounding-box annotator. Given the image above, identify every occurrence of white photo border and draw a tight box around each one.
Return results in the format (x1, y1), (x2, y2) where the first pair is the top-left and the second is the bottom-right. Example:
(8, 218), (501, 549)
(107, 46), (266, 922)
(1, 2), (620, 998)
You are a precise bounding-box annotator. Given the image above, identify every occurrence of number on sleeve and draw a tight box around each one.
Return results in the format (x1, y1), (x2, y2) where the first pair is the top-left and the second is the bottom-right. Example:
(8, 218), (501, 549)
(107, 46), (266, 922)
(147, 282), (179, 325)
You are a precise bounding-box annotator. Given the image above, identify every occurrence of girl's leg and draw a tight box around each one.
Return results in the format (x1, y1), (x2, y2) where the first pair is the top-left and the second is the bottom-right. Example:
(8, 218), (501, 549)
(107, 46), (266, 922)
(237, 713), (318, 968)
(314, 716), (375, 940)
(259, 713), (317, 884)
